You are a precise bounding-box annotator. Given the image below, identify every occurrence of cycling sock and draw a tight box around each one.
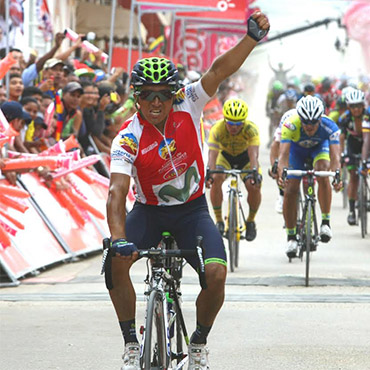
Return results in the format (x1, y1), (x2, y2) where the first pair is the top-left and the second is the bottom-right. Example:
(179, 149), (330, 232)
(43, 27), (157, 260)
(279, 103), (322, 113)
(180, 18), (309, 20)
(279, 187), (284, 196)
(190, 321), (212, 345)
(321, 213), (330, 227)
(247, 208), (257, 222)
(286, 227), (296, 241)
(213, 206), (223, 223)
(119, 319), (138, 344)
(349, 199), (355, 213)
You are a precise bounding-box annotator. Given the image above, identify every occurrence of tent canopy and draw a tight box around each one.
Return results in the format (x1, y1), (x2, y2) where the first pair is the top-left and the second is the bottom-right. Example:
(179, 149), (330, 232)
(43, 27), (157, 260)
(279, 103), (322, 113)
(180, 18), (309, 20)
(76, 2), (147, 41)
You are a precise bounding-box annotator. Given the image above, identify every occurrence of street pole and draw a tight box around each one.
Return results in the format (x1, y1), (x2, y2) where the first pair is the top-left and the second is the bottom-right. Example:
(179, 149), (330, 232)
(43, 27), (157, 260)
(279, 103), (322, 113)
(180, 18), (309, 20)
(108, 0), (117, 74)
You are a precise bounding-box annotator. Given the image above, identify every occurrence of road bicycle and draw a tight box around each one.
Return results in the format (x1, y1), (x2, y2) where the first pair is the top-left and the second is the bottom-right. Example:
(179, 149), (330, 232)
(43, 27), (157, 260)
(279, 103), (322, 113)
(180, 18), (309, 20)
(358, 160), (370, 238)
(283, 168), (340, 287)
(208, 168), (258, 272)
(342, 154), (370, 238)
(103, 233), (207, 370)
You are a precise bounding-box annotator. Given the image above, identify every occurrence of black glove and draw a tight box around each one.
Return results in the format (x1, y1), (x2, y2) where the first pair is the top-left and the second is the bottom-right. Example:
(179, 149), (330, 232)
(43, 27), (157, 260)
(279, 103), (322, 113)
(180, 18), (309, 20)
(247, 16), (269, 42)
(111, 238), (138, 256)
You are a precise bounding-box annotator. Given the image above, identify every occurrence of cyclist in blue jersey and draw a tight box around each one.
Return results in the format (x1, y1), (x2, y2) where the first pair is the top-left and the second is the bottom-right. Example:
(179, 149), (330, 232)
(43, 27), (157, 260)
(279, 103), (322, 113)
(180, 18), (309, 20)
(277, 96), (342, 258)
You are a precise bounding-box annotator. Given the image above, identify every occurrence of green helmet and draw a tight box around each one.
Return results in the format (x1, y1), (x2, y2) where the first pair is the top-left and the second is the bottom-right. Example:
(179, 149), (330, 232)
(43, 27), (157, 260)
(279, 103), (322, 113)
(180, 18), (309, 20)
(272, 80), (284, 91)
(131, 57), (178, 89)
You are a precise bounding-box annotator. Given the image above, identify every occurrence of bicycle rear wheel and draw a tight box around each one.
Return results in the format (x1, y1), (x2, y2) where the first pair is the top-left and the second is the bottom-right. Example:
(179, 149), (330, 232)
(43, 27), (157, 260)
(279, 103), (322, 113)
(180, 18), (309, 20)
(305, 201), (313, 287)
(228, 190), (238, 272)
(359, 176), (368, 238)
(142, 290), (168, 370)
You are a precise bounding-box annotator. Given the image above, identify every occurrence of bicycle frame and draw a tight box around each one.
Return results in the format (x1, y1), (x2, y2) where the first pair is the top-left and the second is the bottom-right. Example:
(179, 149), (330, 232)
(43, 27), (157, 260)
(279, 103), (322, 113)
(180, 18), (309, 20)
(284, 169), (339, 286)
(138, 236), (206, 370)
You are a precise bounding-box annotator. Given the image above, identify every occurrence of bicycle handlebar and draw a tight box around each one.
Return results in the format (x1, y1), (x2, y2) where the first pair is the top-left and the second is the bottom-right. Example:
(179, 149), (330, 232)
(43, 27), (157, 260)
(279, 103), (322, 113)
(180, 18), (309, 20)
(282, 168), (341, 185)
(207, 168), (259, 184)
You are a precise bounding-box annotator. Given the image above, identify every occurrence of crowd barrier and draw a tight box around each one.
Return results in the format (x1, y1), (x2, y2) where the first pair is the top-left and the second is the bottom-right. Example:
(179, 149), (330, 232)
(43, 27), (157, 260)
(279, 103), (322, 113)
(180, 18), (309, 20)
(0, 169), (110, 286)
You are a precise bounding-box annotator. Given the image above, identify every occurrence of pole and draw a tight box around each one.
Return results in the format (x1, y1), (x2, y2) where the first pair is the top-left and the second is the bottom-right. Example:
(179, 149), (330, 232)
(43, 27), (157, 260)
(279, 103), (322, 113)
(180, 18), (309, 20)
(108, 0), (117, 73)
(127, 0), (136, 83)
(169, 13), (176, 60)
(5, 0), (10, 99)
(181, 19), (187, 67)
(138, 5), (142, 59)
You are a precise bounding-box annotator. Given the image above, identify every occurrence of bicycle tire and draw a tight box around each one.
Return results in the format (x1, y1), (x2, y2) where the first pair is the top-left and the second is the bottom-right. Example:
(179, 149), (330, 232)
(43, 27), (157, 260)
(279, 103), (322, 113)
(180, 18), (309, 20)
(305, 201), (313, 287)
(359, 176), (368, 238)
(142, 290), (168, 370)
(228, 190), (237, 272)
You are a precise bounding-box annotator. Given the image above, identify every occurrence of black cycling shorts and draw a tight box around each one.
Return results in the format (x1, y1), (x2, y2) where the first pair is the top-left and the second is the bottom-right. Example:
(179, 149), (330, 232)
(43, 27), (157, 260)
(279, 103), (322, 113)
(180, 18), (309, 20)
(126, 194), (227, 269)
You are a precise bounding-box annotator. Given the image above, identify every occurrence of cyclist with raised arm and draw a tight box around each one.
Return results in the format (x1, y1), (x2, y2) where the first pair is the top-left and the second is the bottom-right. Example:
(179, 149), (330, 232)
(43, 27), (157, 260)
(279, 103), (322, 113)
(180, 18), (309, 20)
(106, 12), (269, 370)
(339, 89), (370, 225)
(277, 95), (342, 259)
(206, 98), (262, 241)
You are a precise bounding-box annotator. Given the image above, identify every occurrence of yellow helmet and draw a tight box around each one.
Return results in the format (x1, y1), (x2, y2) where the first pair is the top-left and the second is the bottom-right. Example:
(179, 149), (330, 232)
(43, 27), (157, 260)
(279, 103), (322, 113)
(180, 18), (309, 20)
(222, 98), (248, 122)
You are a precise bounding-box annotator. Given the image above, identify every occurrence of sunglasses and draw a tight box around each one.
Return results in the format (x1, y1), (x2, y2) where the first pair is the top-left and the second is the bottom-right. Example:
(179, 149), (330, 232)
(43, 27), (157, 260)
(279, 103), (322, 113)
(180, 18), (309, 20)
(137, 89), (174, 102)
(302, 119), (320, 126)
(349, 103), (363, 109)
(225, 119), (243, 126)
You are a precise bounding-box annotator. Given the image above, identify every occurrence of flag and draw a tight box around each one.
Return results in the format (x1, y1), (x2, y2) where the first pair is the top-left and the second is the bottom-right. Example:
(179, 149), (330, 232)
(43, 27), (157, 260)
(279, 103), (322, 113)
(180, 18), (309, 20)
(9, 0), (25, 34)
(36, 0), (53, 42)
(148, 35), (165, 53)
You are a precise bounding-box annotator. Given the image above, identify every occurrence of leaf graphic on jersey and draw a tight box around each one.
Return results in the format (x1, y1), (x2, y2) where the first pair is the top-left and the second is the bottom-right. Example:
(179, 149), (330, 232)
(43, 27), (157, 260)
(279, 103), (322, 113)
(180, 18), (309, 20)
(158, 167), (200, 203)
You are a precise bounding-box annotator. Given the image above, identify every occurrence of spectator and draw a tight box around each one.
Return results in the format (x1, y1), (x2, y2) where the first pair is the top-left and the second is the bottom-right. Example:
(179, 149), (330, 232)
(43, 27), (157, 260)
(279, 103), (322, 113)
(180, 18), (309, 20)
(6, 73), (24, 102)
(40, 93), (53, 115)
(39, 58), (64, 98)
(0, 84), (6, 105)
(22, 86), (43, 106)
(58, 81), (83, 140)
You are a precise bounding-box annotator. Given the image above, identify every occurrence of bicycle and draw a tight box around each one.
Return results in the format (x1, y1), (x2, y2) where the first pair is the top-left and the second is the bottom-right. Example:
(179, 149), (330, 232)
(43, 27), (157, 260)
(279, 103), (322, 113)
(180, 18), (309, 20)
(342, 154), (370, 237)
(103, 233), (207, 370)
(282, 168), (341, 287)
(358, 160), (370, 238)
(208, 168), (258, 272)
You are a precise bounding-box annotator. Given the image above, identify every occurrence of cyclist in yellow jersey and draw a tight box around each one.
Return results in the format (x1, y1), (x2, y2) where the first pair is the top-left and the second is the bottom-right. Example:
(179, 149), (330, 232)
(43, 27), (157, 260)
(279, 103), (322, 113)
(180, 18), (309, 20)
(207, 98), (262, 241)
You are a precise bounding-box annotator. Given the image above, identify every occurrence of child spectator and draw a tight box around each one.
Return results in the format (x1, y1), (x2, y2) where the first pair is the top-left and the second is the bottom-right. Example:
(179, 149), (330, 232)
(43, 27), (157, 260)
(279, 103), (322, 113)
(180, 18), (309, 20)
(6, 73), (24, 102)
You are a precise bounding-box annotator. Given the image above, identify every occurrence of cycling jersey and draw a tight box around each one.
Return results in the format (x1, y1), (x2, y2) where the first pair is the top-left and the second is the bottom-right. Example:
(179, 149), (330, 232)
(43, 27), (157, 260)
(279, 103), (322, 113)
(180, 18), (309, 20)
(208, 118), (260, 156)
(339, 110), (370, 140)
(273, 108), (296, 142)
(110, 81), (210, 206)
(281, 114), (340, 148)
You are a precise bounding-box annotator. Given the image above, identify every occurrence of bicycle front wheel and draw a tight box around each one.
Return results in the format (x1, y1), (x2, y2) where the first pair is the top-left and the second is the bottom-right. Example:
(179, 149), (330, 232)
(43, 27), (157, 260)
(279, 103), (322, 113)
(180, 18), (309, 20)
(228, 190), (238, 272)
(142, 290), (168, 370)
(305, 201), (313, 287)
(359, 176), (368, 238)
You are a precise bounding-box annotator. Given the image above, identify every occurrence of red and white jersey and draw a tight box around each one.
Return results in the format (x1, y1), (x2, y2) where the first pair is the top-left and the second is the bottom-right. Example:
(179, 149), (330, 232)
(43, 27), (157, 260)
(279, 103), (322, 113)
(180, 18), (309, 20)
(110, 81), (210, 206)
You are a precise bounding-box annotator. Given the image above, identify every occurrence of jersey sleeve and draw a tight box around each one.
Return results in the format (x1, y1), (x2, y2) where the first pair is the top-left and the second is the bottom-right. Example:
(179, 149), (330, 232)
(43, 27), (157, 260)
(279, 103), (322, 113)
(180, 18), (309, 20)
(362, 115), (370, 133)
(110, 122), (139, 175)
(245, 121), (260, 146)
(207, 121), (222, 151)
(280, 116), (300, 143)
(322, 116), (340, 145)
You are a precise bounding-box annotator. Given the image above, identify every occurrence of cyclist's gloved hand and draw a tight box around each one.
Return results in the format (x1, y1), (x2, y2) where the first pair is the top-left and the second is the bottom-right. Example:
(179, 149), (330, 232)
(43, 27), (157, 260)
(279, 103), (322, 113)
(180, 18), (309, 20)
(247, 13), (270, 42)
(111, 238), (138, 256)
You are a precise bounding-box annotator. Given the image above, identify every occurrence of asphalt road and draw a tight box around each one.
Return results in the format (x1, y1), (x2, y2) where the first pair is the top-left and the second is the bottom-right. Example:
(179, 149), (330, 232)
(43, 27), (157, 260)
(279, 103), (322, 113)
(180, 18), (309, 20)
(1, 146), (369, 370)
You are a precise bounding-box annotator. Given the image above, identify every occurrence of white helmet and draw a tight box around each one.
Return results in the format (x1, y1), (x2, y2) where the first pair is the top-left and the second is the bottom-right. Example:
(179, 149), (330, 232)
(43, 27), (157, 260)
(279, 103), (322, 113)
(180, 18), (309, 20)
(345, 89), (365, 105)
(296, 96), (324, 124)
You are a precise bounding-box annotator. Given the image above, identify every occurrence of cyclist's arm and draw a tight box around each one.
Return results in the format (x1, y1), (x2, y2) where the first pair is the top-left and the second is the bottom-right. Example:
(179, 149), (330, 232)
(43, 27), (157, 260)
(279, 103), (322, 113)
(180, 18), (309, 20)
(339, 132), (345, 154)
(277, 141), (290, 179)
(362, 130), (370, 161)
(107, 173), (130, 240)
(329, 143), (341, 172)
(247, 145), (259, 170)
(200, 13), (269, 97)
(207, 148), (219, 170)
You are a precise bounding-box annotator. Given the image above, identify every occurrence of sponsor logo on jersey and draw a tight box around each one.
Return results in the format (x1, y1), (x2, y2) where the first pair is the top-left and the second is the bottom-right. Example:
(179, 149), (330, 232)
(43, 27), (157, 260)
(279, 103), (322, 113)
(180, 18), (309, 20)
(185, 85), (199, 102)
(141, 141), (158, 155)
(283, 121), (296, 131)
(299, 139), (319, 148)
(163, 163), (187, 180)
(329, 130), (340, 142)
(111, 149), (126, 160)
(159, 138), (177, 160)
(119, 133), (138, 155)
(174, 88), (186, 105)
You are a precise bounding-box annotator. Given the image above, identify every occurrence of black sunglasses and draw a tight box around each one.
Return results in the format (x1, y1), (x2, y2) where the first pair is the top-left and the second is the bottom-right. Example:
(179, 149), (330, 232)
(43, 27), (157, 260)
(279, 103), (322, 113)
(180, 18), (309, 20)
(137, 89), (174, 102)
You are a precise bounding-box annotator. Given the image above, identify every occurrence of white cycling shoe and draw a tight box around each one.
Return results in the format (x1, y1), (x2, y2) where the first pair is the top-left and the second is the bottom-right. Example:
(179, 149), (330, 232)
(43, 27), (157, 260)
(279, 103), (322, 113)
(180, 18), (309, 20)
(286, 239), (298, 259)
(188, 343), (210, 370)
(275, 195), (284, 214)
(320, 224), (332, 243)
(121, 342), (140, 370)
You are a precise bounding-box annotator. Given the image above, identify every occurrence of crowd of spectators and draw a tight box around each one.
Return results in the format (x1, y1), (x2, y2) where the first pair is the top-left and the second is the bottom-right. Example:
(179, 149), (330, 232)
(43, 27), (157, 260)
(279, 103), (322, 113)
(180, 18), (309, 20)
(0, 32), (136, 183)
